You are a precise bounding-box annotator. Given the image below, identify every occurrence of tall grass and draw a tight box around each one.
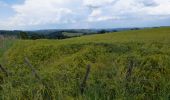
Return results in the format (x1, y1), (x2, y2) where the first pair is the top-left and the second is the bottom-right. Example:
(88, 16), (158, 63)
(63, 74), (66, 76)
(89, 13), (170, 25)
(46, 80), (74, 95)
(0, 35), (16, 63)
(1, 27), (170, 99)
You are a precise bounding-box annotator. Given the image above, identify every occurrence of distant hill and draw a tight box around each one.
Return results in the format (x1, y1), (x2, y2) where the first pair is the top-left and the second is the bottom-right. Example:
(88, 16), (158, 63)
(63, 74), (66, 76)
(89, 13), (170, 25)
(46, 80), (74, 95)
(0, 27), (145, 39)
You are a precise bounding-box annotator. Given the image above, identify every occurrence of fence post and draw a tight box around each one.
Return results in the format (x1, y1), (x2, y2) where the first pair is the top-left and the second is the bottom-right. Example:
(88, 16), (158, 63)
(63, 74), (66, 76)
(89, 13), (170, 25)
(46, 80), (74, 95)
(24, 57), (53, 99)
(125, 59), (134, 92)
(0, 64), (9, 77)
(24, 57), (42, 82)
(80, 64), (91, 94)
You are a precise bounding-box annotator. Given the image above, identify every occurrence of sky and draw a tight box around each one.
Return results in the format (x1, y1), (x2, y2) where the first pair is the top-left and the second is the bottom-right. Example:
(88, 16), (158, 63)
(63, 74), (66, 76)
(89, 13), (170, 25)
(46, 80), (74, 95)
(0, 0), (170, 30)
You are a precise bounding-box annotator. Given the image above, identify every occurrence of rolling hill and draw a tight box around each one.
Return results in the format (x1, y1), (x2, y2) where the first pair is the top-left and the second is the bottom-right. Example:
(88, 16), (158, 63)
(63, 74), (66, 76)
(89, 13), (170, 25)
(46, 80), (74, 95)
(1, 27), (170, 99)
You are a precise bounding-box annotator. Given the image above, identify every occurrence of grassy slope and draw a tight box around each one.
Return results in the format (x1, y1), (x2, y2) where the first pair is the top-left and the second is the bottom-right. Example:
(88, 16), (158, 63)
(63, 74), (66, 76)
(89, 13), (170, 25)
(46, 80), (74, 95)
(1, 27), (170, 99)
(0, 39), (15, 62)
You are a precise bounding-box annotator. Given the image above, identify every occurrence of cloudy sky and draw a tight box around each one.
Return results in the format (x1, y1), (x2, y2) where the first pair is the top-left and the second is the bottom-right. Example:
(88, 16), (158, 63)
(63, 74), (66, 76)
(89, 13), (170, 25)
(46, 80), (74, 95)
(0, 0), (170, 30)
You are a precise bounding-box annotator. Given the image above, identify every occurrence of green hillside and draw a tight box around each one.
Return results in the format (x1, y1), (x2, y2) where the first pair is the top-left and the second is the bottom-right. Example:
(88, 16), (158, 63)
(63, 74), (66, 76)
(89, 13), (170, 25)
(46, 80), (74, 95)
(0, 39), (15, 62)
(1, 27), (170, 99)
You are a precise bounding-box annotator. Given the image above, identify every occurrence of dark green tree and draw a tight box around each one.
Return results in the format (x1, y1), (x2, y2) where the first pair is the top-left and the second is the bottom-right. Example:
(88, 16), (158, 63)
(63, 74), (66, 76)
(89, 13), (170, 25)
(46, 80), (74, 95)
(19, 32), (28, 39)
(98, 30), (107, 34)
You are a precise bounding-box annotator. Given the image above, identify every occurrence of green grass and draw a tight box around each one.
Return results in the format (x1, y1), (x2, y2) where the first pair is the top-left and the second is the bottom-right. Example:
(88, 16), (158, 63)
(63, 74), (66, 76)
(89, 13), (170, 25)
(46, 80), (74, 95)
(1, 27), (170, 99)
(0, 39), (15, 62)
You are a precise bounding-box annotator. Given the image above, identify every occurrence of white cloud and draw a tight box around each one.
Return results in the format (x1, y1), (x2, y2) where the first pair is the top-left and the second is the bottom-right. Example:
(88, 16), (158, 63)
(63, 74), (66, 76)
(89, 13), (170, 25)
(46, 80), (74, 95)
(88, 9), (120, 22)
(0, 0), (170, 29)
(83, 0), (116, 7)
(7, 0), (82, 27)
(86, 0), (170, 22)
(144, 0), (170, 15)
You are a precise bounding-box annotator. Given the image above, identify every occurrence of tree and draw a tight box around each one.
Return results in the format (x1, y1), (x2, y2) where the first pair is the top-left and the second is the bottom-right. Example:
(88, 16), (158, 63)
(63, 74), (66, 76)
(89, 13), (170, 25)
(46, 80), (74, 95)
(19, 32), (28, 39)
(29, 33), (45, 40)
(98, 30), (107, 34)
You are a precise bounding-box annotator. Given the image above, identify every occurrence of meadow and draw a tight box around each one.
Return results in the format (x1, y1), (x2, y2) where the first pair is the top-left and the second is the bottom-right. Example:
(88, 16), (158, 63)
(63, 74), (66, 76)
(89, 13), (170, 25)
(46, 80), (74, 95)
(0, 36), (15, 62)
(0, 27), (170, 99)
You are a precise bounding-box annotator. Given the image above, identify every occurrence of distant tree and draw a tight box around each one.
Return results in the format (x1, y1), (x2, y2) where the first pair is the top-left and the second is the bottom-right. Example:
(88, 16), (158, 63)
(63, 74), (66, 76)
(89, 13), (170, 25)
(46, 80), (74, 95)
(112, 30), (118, 32)
(29, 33), (45, 40)
(131, 28), (140, 30)
(19, 32), (28, 39)
(153, 27), (159, 28)
(83, 33), (88, 35)
(48, 32), (67, 39)
(98, 30), (107, 34)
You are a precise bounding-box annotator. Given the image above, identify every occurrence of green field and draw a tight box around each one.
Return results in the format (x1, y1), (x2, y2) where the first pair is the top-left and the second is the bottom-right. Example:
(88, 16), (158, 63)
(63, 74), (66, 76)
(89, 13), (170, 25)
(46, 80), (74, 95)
(1, 27), (170, 99)
(0, 39), (15, 62)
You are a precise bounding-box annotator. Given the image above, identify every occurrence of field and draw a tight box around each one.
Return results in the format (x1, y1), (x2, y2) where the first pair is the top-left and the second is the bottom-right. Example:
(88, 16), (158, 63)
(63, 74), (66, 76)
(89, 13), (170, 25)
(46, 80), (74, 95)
(0, 37), (15, 62)
(1, 27), (170, 99)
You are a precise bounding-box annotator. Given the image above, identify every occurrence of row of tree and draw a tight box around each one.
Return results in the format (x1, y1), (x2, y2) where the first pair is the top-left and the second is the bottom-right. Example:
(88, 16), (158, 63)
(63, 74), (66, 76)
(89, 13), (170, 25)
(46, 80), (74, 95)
(0, 29), (118, 40)
(19, 31), (69, 40)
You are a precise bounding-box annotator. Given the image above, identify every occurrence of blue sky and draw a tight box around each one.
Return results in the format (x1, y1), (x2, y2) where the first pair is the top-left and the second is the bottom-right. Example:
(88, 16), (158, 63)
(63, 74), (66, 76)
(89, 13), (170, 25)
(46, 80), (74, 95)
(0, 0), (170, 30)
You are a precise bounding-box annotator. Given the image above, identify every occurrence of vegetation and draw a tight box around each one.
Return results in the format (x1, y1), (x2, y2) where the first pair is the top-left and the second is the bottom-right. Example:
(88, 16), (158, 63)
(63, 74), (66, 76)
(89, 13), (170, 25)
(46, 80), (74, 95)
(0, 27), (170, 99)
(0, 28), (139, 40)
(0, 36), (15, 61)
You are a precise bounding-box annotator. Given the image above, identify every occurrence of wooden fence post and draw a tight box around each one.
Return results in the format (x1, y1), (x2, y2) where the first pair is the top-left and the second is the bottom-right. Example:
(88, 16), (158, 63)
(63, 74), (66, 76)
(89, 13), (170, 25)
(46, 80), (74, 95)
(24, 57), (42, 81)
(80, 64), (91, 94)
(125, 59), (134, 92)
(24, 57), (53, 99)
(0, 64), (9, 77)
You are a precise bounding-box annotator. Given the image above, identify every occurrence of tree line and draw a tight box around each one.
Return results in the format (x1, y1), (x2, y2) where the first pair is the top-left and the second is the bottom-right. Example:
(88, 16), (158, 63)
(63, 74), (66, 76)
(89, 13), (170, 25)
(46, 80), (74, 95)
(0, 29), (119, 40)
